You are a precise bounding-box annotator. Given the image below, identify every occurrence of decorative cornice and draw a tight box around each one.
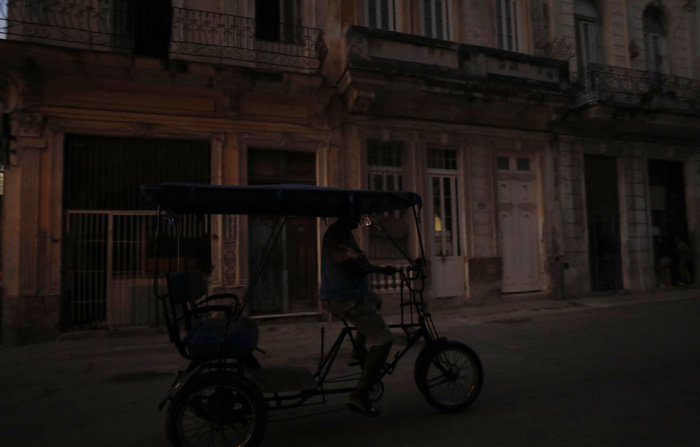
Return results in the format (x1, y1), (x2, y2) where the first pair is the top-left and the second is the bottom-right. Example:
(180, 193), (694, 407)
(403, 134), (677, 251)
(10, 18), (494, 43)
(15, 112), (45, 138)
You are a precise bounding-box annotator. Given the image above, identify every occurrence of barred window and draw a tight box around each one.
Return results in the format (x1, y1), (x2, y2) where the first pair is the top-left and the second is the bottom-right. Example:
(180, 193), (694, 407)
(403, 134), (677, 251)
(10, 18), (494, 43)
(367, 141), (402, 191)
(428, 148), (457, 171)
(366, 141), (406, 260)
(423, 0), (450, 40)
(496, 0), (521, 52)
(366, 0), (398, 31)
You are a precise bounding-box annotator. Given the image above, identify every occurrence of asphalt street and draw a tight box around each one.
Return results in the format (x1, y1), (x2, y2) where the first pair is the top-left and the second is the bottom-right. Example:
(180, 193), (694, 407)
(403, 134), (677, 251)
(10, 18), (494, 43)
(0, 287), (698, 446)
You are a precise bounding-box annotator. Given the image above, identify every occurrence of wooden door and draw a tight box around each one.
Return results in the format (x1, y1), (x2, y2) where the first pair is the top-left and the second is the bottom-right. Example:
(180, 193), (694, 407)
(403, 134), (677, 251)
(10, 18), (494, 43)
(247, 149), (317, 314)
(497, 155), (542, 293)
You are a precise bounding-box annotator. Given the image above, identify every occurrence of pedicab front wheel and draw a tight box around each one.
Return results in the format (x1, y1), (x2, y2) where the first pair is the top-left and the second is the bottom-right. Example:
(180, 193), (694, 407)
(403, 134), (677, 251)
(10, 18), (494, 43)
(165, 371), (267, 447)
(414, 340), (483, 413)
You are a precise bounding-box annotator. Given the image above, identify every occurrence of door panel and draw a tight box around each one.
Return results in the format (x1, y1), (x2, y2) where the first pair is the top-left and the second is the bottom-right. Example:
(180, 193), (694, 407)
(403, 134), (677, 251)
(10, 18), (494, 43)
(430, 175), (464, 297)
(497, 160), (542, 294)
(286, 217), (318, 312)
(247, 149), (317, 314)
(499, 210), (516, 289)
(518, 210), (539, 288)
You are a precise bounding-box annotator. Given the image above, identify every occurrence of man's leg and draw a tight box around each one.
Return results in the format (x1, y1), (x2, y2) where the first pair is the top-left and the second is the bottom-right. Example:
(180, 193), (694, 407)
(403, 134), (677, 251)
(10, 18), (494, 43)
(343, 295), (393, 417)
(351, 293), (382, 363)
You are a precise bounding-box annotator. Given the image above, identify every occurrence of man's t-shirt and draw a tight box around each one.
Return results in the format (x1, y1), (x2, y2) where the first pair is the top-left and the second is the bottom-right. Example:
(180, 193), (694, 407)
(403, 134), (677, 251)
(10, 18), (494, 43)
(320, 222), (368, 302)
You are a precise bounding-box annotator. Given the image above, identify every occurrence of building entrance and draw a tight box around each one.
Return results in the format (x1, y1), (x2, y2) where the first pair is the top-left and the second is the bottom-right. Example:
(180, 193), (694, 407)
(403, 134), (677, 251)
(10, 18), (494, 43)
(62, 134), (211, 329)
(496, 154), (542, 293)
(584, 155), (623, 291)
(649, 160), (690, 286)
(247, 149), (317, 315)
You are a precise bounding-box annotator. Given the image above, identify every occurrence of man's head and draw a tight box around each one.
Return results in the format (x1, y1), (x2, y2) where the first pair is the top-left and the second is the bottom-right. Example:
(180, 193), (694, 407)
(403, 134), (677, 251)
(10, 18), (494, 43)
(337, 199), (362, 229)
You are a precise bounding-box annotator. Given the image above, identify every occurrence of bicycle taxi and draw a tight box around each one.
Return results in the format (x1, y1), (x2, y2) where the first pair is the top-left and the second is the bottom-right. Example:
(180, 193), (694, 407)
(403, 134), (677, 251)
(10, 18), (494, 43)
(140, 182), (483, 447)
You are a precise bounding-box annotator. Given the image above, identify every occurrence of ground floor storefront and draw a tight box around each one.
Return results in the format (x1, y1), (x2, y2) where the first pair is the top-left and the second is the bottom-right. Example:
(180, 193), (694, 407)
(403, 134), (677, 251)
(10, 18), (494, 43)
(2, 115), (699, 343)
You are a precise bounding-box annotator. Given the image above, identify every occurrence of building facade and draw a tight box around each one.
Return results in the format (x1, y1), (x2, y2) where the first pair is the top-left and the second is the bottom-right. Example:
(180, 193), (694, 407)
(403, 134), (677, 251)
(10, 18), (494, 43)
(1, 0), (698, 343)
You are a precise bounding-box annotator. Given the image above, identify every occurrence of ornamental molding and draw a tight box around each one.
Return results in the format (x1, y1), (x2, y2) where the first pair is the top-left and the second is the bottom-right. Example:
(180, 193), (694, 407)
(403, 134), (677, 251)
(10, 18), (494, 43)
(15, 112), (45, 138)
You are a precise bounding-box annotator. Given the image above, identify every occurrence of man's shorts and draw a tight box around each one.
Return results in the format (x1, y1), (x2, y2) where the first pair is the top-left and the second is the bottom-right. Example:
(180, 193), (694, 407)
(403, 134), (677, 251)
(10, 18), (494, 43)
(321, 291), (393, 347)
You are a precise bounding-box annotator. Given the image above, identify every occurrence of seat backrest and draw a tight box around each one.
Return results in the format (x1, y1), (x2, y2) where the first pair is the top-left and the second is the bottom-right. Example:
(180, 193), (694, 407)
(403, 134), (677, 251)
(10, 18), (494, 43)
(164, 270), (208, 346)
(167, 270), (207, 305)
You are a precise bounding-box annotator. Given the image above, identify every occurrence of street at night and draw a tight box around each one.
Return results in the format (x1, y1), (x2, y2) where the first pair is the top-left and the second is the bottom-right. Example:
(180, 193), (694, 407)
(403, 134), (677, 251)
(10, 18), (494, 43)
(1, 291), (698, 446)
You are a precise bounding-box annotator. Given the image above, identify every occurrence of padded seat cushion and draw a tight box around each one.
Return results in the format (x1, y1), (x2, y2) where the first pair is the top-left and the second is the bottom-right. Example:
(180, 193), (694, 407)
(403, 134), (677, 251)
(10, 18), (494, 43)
(184, 316), (259, 358)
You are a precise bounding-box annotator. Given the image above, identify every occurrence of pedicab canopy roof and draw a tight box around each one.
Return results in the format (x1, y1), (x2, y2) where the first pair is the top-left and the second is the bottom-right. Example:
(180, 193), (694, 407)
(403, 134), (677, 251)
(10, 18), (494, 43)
(140, 183), (422, 218)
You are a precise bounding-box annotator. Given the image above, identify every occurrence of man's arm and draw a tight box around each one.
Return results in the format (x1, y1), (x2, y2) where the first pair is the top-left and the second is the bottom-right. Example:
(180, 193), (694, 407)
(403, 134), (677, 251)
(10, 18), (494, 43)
(326, 225), (365, 263)
(326, 226), (395, 274)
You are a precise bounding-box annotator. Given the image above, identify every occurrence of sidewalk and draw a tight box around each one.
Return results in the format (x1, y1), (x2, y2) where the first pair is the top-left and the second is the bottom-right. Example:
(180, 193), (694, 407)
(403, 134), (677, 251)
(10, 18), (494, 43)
(1, 286), (697, 374)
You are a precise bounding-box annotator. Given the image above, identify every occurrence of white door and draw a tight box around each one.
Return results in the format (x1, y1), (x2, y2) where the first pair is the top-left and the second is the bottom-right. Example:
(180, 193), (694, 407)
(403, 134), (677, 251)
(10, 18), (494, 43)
(497, 156), (541, 293)
(429, 175), (464, 297)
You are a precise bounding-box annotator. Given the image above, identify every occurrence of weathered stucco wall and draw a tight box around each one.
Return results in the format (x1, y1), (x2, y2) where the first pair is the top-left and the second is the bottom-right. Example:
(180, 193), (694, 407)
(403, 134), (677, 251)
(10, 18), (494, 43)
(559, 139), (589, 296)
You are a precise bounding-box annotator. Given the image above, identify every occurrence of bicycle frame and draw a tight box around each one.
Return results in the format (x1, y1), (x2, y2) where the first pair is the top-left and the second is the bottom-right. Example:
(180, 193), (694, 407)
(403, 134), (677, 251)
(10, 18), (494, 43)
(261, 260), (442, 411)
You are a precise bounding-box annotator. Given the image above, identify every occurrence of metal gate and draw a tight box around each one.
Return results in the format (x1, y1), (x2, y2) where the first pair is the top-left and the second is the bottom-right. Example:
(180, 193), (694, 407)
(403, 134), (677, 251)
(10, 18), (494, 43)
(62, 134), (210, 330)
(63, 212), (211, 329)
(64, 211), (154, 328)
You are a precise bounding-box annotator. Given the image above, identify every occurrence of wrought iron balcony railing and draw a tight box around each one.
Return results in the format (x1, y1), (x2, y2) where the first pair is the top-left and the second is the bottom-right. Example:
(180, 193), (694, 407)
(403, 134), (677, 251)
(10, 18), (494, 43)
(0, 0), (327, 72)
(572, 64), (700, 115)
(0, 0), (134, 51)
(170, 7), (327, 71)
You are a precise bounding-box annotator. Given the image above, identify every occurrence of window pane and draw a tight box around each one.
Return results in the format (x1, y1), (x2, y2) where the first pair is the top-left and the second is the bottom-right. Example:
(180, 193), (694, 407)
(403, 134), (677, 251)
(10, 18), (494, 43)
(424, 0), (432, 36)
(516, 158), (530, 171)
(443, 177), (453, 255)
(505, 1), (513, 49)
(574, 0), (598, 18)
(428, 148), (457, 170)
(374, 174), (383, 190)
(436, 0), (444, 40)
(497, 157), (510, 170)
(368, 142), (401, 167)
(368, 0), (377, 27)
(380, 0), (390, 29)
(496, 0), (504, 48)
(432, 177), (442, 245)
(455, 183), (460, 256)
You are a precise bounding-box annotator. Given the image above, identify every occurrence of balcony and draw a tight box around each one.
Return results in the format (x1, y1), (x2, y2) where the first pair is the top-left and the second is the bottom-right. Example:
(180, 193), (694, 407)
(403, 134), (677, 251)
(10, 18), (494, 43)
(0, 0), (327, 73)
(572, 64), (700, 116)
(341, 26), (572, 129)
(345, 26), (569, 91)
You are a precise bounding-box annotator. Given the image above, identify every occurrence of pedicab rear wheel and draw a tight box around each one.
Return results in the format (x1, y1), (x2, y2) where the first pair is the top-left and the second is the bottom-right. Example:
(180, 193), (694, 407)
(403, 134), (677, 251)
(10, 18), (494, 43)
(165, 371), (267, 447)
(414, 340), (483, 413)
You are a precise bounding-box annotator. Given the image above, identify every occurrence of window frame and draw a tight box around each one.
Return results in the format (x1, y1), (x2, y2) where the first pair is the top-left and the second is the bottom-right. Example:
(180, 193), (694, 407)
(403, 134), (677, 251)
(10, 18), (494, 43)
(643, 7), (668, 74)
(365, 0), (399, 31)
(365, 140), (406, 261)
(573, 0), (602, 72)
(496, 0), (522, 52)
(575, 18), (601, 71)
(422, 0), (451, 40)
(367, 140), (403, 191)
(427, 148), (461, 258)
